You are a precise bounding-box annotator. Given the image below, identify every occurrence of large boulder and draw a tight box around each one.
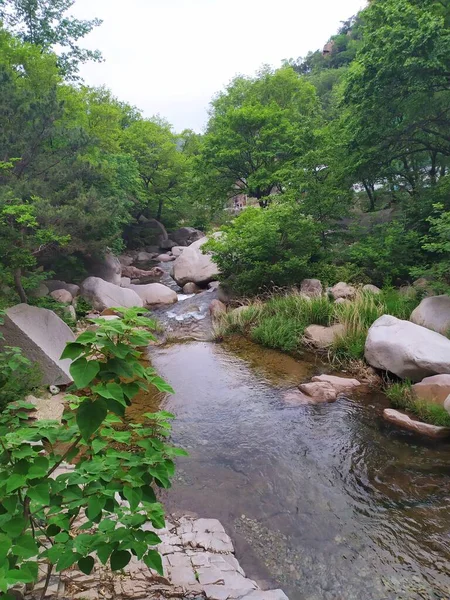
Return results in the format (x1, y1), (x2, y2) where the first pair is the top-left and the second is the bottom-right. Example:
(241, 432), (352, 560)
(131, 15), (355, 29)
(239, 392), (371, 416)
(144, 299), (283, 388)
(86, 252), (122, 285)
(129, 283), (177, 306)
(50, 289), (73, 304)
(412, 374), (450, 406)
(45, 280), (80, 297)
(170, 227), (205, 247)
(331, 282), (356, 300)
(172, 237), (219, 286)
(410, 295), (450, 335)
(300, 279), (323, 298)
(121, 266), (164, 283)
(80, 277), (143, 311)
(0, 304), (75, 385)
(304, 324), (345, 349)
(363, 284), (382, 295)
(365, 315), (450, 381)
(171, 246), (185, 258)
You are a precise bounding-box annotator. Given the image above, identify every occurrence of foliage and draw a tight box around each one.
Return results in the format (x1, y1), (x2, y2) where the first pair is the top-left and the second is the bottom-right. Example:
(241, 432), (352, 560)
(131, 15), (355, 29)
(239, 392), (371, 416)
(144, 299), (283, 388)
(0, 343), (40, 412)
(0, 308), (185, 596)
(205, 203), (321, 296)
(386, 381), (450, 427)
(0, 0), (103, 78)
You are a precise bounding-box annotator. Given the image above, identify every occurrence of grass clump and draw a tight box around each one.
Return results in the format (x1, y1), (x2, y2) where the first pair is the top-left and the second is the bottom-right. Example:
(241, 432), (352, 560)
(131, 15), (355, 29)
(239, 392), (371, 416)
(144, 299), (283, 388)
(386, 381), (450, 427)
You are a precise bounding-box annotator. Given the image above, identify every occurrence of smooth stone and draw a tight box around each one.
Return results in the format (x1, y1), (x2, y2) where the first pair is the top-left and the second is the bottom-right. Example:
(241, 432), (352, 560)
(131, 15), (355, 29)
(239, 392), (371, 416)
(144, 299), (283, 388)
(173, 236), (220, 286)
(412, 374), (450, 406)
(129, 283), (178, 306)
(331, 281), (356, 300)
(298, 381), (338, 403)
(300, 278), (323, 298)
(80, 277), (143, 311)
(410, 295), (450, 335)
(304, 323), (345, 349)
(50, 289), (73, 304)
(363, 284), (382, 295)
(311, 374), (361, 394)
(383, 408), (450, 439)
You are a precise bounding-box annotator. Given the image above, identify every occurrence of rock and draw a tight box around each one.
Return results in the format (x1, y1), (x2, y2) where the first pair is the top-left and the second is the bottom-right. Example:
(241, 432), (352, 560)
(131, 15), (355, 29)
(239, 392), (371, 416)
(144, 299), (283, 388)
(300, 278), (323, 298)
(129, 283), (178, 306)
(160, 239), (177, 250)
(80, 277), (143, 311)
(209, 299), (227, 319)
(135, 251), (156, 265)
(28, 392), (66, 422)
(0, 304), (75, 385)
(86, 252), (122, 285)
(311, 374), (361, 395)
(383, 409), (450, 439)
(170, 227), (205, 247)
(120, 277), (131, 287)
(29, 283), (49, 298)
(50, 289), (73, 304)
(172, 246), (185, 258)
(363, 284), (382, 295)
(334, 298), (349, 305)
(298, 381), (338, 403)
(157, 254), (175, 262)
(208, 281), (220, 291)
(304, 324), (345, 349)
(49, 385), (60, 395)
(331, 282), (356, 300)
(183, 282), (202, 294)
(173, 237), (220, 286)
(413, 277), (430, 289)
(412, 374), (450, 406)
(410, 295), (450, 335)
(45, 280), (80, 297)
(445, 395), (450, 416)
(121, 265), (164, 282)
(217, 284), (232, 304)
(63, 305), (77, 322)
(365, 315), (450, 381)
(242, 592), (289, 600)
(399, 285), (417, 299)
(118, 254), (135, 267)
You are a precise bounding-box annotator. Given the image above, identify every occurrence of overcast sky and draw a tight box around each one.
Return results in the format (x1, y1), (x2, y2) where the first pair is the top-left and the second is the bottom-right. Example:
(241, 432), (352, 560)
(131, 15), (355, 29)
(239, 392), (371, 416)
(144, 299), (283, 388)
(71, 0), (366, 132)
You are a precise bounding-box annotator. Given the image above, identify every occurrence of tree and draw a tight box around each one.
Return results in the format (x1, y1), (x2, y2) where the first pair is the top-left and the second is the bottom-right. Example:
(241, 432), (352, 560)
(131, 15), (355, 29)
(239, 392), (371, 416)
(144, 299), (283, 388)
(198, 66), (321, 208)
(0, 0), (102, 77)
(120, 119), (188, 222)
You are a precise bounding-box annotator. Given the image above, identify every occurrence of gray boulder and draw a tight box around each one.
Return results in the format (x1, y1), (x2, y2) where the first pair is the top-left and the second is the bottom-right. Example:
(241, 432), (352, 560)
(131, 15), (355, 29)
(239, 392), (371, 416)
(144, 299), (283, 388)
(80, 277), (143, 311)
(159, 239), (177, 250)
(363, 284), (382, 295)
(29, 283), (49, 298)
(86, 252), (122, 285)
(365, 315), (450, 381)
(170, 227), (205, 247)
(129, 283), (177, 306)
(50, 289), (73, 304)
(0, 304), (75, 385)
(331, 282), (356, 300)
(45, 280), (80, 297)
(410, 295), (450, 335)
(300, 279), (323, 298)
(173, 237), (219, 286)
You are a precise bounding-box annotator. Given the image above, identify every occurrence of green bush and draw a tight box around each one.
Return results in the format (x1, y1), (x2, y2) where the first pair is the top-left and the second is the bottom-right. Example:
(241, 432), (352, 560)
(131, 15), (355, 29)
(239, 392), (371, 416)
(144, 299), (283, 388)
(0, 308), (185, 596)
(0, 345), (40, 411)
(204, 203), (321, 296)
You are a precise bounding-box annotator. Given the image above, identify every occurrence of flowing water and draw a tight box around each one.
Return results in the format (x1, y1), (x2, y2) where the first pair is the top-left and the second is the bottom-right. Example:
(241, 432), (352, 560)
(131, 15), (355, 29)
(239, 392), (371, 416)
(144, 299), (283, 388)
(129, 337), (450, 600)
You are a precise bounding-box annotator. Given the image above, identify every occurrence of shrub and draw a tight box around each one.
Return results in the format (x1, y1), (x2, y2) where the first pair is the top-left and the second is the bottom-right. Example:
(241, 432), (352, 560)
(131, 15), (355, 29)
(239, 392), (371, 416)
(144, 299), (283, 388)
(0, 345), (41, 411)
(204, 203), (321, 296)
(0, 308), (185, 596)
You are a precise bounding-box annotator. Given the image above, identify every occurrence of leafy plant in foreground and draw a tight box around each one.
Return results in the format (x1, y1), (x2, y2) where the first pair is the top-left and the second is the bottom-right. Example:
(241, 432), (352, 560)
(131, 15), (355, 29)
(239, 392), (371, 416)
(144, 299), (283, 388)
(0, 308), (185, 597)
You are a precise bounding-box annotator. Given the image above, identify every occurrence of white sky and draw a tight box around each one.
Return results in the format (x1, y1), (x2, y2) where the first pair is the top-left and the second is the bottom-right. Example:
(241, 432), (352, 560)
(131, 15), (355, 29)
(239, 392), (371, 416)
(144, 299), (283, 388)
(72, 0), (366, 132)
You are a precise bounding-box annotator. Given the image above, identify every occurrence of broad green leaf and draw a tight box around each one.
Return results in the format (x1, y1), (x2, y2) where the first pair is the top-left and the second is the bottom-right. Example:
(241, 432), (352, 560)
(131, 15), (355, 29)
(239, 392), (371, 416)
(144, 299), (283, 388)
(0, 534), (11, 560)
(106, 358), (134, 378)
(60, 343), (85, 361)
(110, 549), (131, 571)
(123, 486), (142, 511)
(12, 534), (39, 559)
(75, 331), (97, 345)
(122, 382), (140, 401)
(87, 496), (105, 520)
(28, 456), (49, 478)
(143, 550), (163, 575)
(56, 551), (81, 572)
(148, 376), (174, 394)
(92, 439), (108, 454)
(46, 524), (61, 537)
(27, 483), (50, 506)
(6, 474), (26, 493)
(76, 398), (107, 441)
(96, 542), (114, 565)
(70, 358), (100, 390)
(78, 556), (95, 575)
(98, 519), (116, 533)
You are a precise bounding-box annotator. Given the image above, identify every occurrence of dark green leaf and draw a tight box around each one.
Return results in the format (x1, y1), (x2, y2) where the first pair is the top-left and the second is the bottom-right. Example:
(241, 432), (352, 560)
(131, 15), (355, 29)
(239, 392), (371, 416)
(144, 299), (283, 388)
(87, 496), (105, 520)
(1, 516), (26, 537)
(27, 483), (50, 506)
(70, 358), (100, 389)
(76, 398), (107, 441)
(96, 543), (114, 565)
(110, 549), (131, 571)
(75, 331), (98, 345)
(78, 556), (95, 575)
(123, 486), (142, 511)
(148, 376), (174, 394)
(143, 550), (163, 575)
(56, 551), (80, 572)
(60, 343), (85, 361)
(12, 534), (39, 559)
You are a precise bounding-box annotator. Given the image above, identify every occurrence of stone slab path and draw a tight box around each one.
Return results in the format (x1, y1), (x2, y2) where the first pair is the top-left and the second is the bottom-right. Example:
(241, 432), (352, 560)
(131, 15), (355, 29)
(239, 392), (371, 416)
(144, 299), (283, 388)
(27, 515), (288, 600)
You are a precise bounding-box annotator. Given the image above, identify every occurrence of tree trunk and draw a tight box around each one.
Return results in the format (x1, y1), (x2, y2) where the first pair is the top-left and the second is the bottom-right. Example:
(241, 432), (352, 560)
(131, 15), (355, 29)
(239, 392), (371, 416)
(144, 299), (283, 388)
(362, 180), (376, 211)
(156, 197), (164, 221)
(14, 268), (28, 304)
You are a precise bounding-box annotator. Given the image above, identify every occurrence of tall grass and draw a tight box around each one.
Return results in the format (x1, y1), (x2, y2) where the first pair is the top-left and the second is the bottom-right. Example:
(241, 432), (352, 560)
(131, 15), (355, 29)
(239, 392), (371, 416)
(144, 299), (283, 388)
(386, 381), (450, 427)
(216, 287), (421, 361)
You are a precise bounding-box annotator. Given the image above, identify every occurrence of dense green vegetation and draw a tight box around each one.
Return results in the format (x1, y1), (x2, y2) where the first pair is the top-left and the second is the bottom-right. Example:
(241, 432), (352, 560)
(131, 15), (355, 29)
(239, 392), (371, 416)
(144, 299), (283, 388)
(0, 309), (185, 595)
(215, 289), (420, 360)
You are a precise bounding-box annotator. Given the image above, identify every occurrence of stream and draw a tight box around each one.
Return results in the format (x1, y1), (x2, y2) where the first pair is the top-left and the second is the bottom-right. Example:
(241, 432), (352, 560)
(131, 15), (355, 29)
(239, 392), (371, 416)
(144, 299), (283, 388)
(127, 334), (450, 600)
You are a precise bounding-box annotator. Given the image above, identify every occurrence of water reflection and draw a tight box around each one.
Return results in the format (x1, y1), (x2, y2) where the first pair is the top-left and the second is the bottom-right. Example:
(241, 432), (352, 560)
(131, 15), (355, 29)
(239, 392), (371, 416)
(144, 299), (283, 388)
(131, 338), (450, 600)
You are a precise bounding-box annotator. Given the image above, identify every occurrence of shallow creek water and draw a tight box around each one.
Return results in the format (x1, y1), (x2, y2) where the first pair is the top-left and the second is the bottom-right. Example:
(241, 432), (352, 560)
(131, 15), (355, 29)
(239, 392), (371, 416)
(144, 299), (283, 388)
(128, 337), (450, 600)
